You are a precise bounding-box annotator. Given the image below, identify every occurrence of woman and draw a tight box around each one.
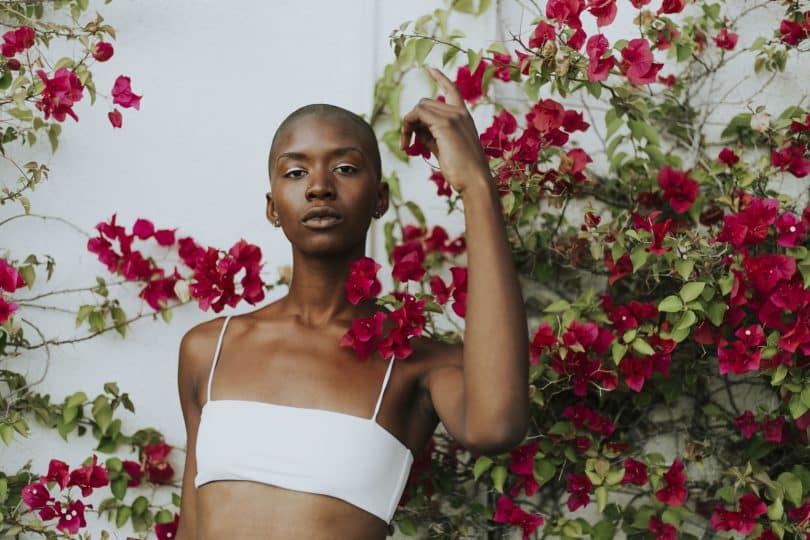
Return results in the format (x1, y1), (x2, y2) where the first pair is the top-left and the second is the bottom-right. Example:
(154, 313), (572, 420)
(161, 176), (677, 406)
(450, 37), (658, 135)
(175, 67), (529, 540)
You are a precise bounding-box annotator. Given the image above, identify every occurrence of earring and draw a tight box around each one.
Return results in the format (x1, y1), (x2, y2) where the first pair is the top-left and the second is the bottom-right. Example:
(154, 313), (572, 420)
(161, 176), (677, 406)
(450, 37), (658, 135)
(273, 218), (280, 227)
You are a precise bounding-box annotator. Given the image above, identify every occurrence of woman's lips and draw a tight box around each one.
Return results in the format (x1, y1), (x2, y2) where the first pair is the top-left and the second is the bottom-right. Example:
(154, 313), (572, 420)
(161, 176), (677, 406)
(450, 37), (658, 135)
(301, 216), (344, 229)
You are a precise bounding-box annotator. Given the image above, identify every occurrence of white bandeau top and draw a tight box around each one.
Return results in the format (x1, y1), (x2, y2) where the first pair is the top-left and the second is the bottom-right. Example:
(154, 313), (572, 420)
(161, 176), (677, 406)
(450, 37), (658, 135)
(194, 314), (415, 523)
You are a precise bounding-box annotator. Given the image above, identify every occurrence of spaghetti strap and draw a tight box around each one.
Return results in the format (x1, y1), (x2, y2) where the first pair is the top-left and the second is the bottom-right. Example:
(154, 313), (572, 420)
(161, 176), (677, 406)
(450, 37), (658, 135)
(371, 354), (396, 422)
(206, 314), (233, 404)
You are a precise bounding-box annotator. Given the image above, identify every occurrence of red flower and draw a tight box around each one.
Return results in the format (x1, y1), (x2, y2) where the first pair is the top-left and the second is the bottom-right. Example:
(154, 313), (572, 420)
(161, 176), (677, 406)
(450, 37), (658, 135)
(604, 252), (633, 285)
(377, 325), (415, 360)
(0, 297), (17, 324)
(788, 501), (810, 524)
(405, 134), (431, 159)
(344, 256), (382, 305)
(40, 459), (70, 490)
(657, 0), (684, 14)
(530, 322), (557, 364)
(657, 166), (698, 214)
(775, 212), (806, 247)
(509, 441), (539, 475)
(762, 416), (785, 443)
(1, 26), (35, 57)
(562, 110), (590, 132)
(649, 516), (677, 540)
(112, 75), (142, 109)
(733, 410), (760, 439)
(715, 197), (779, 248)
(93, 41), (114, 61)
(392, 241), (426, 282)
(742, 254), (796, 294)
(108, 108), (123, 128)
(480, 109), (518, 158)
(35, 67), (84, 122)
(0, 258), (25, 292)
(648, 218), (673, 255)
(587, 0), (616, 26)
(429, 170), (452, 197)
(711, 493), (767, 534)
(658, 74), (677, 86)
(143, 441), (175, 484)
(493, 495), (544, 540)
(622, 458), (648, 485)
(620, 39), (663, 85)
(122, 460), (142, 487)
(21, 482), (51, 510)
(718, 341), (761, 375)
(546, 0), (585, 28)
(530, 99), (565, 132)
(56, 499), (88, 534)
(718, 147), (740, 166)
(772, 144), (810, 178)
(155, 513), (180, 540)
(492, 52), (512, 82)
(529, 21), (556, 48)
(630, 0), (650, 6)
(455, 61), (487, 103)
(566, 472), (592, 511)
(712, 28), (738, 50)
(655, 459), (687, 506)
(586, 34), (616, 82)
(567, 27), (587, 50)
(340, 311), (386, 361)
(780, 19), (809, 46)
(67, 454), (109, 497)
(620, 354), (653, 392)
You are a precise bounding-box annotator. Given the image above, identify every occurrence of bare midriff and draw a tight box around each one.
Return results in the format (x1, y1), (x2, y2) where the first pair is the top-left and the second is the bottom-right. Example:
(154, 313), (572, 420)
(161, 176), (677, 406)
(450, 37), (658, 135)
(195, 480), (390, 540)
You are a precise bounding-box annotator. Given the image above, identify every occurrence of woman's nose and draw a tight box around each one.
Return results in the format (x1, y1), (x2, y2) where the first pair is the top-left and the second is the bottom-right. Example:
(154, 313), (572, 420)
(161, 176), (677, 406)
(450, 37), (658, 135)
(305, 167), (336, 200)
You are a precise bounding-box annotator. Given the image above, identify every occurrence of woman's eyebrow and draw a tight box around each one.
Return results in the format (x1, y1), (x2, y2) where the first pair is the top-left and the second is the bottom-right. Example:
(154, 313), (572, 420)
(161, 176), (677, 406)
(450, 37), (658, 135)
(276, 147), (365, 165)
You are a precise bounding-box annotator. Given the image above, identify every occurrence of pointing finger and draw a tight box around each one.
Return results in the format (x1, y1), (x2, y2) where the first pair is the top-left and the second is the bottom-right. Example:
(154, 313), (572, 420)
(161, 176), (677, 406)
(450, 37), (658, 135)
(426, 66), (464, 107)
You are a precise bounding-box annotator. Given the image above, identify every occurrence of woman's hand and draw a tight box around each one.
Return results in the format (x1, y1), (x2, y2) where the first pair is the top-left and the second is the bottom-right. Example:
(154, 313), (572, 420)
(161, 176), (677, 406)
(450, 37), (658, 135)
(400, 66), (492, 194)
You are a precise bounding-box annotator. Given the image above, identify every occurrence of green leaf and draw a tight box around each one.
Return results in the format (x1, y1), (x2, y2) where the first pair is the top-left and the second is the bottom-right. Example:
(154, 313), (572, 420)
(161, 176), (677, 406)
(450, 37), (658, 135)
(679, 282), (705, 302)
(473, 456), (493, 480)
(630, 245), (649, 273)
(631, 338), (655, 356)
(466, 48), (481, 73)
(545, 299), (570, 313)
(611, 342), (627, 365)
(706, 302), (727, 327)
(396, 516), (419, 536)
(674, 310), (697, 331)
(0, 424), (13, 446)
(768, 497), (784, 520)
(116, 506), (131, 528)
(155, 509), (174, 524)
(674, 259), (694, 280)
(801, 386), (810, 408)
(605, 108), (621, 139)
(595, 485), (608, 512)
(777, 472), (802, 505)
(414, 38), (434, 64)
(491, 465), (507, 493)
(111, 476), (128, 500)
(658, 295), (683, 313)
(789, 395), (809, 420)
(132, 496), (149, 516)
(404, 201), (425, 226)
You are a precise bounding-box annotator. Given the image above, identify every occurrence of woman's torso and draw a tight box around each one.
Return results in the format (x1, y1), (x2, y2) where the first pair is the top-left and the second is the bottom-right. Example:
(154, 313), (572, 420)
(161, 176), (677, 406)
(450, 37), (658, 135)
(190, 307), (444, 539)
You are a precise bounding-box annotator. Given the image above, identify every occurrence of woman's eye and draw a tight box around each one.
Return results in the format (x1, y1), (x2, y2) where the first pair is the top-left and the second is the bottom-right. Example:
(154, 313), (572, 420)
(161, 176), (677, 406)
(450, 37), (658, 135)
(335, 164), (358, 174)
(285, 169), (306, 179)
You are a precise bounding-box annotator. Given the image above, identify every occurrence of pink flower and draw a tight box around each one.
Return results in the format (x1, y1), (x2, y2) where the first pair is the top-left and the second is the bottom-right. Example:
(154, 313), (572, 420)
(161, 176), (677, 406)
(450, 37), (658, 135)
(712, 28), (738, 50)
(340, 311), (386, 360)
(530, 99), (565, 132)
(530, 322), (557, 364)
(35, 67), (84, 122)
(655, 459), (687, 506)
(780, 19), (809, 46)
(657, 166), (698, 214)
(56, 499), (88, 534)
(715, 197), (779, 248)
(108, 108), (122, 128)
(493, 495), (544, 540)
(143, 441), (174, 484)
(122, 460), (142, 487)
(775, 212), (806, 247)
(112, 75), (142, 109)
(92, 41), (114, 61)
(711, 493), (767, 534)
(344, 256), (382, 305)
(546, 0), (585, 28)
(772, 144), (810, 178)
(620, 39), (663, 85)
(718, 341), (761, 375)
(509, 441), (539, 475)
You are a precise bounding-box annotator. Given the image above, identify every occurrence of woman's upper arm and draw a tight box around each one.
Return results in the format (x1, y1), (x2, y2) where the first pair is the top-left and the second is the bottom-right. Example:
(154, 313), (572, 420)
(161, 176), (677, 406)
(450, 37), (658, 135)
(175, 327), (207, 540)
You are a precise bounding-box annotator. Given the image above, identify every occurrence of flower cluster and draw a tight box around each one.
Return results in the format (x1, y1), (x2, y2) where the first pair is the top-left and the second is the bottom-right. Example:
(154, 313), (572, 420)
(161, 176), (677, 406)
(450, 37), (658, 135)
(0, 258), (24, 324)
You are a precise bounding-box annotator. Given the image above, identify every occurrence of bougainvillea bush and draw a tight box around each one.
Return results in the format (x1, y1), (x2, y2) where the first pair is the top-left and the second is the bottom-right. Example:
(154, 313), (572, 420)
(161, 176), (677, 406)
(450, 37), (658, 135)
(355, 0), (810, 538)
(0, 2), (275, 538)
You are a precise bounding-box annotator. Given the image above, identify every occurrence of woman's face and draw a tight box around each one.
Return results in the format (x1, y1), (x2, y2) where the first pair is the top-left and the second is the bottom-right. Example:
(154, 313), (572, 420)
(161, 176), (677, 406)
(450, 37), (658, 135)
(266, 114), (387, 256)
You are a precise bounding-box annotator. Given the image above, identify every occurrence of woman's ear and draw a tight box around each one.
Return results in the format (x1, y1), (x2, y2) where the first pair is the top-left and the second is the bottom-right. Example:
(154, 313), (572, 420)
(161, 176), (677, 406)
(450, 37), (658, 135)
(266, 191), (280, 227)
(375, 181), (390, 217)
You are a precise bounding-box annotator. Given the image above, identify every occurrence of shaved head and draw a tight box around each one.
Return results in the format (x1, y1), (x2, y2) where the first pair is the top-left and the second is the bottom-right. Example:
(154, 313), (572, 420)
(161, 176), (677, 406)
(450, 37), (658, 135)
(267, 104), (382, 184)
